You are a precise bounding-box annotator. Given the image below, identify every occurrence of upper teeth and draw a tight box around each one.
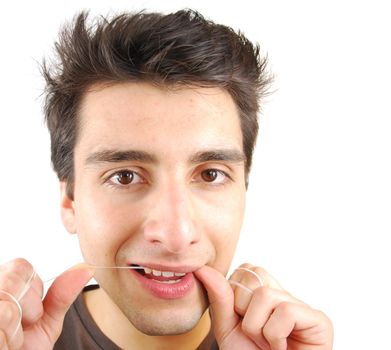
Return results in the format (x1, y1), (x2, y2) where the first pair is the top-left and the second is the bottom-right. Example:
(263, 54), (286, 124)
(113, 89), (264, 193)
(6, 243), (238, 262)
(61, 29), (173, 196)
(143, 267), (186, 277)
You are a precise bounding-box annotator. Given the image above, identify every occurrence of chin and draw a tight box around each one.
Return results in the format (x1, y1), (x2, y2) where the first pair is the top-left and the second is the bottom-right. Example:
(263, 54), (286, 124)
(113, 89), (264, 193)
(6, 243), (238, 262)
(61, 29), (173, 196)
(98, 271), (209, 336)
(121, 285), (209, 336)
(132, 309), (205, 336)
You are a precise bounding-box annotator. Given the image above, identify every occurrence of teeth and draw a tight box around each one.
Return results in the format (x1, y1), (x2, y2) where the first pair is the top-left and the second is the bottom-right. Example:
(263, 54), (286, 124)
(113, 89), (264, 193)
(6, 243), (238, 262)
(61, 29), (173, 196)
(152, 269), (162, 277)
(162, 271), (174, 277)
(142, 267), (187, 277)
(155, 279), (182, 284)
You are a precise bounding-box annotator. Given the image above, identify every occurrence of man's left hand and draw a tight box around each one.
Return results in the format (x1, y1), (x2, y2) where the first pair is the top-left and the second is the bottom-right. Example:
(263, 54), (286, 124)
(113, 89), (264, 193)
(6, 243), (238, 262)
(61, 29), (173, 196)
(195, 263), (333, 350)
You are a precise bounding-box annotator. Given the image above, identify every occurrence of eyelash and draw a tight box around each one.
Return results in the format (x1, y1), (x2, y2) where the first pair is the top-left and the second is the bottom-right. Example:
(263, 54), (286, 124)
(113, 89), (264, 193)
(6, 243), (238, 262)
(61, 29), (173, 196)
(105, 168), (232, 189)
(197, 168), (232, 185)
(106, 169), (145, 188)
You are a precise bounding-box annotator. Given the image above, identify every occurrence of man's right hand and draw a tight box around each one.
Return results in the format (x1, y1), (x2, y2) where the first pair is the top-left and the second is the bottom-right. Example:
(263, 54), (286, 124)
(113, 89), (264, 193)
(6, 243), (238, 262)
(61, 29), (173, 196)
(0, 259), (94, 350)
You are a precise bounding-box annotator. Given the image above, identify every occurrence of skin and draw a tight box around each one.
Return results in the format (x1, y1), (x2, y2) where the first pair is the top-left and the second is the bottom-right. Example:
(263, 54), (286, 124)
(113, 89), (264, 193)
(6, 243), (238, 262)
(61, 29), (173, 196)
(61, 82), (247, 348)
(0, 82), (333, 350)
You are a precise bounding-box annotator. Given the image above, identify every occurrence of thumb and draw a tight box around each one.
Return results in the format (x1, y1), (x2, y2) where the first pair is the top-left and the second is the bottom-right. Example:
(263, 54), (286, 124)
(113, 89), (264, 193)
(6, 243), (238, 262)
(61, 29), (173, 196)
(194, 265), (239, 341)
(39, 264), (94, 344)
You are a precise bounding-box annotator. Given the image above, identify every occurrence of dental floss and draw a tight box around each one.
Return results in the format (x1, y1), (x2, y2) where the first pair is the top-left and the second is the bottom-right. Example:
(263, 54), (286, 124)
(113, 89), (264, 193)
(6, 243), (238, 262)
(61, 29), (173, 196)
(86, 265), (145, 270)
(0, 290), (23, 341)
(16, 270), (37, 301)
(43, 264), (145, 284)
(0, 270), (37, 341)
(0, 265), (145, 341)
(235, 267), (264, 287)
(228, 280), (254, 294)
(2, 265), (263, 340)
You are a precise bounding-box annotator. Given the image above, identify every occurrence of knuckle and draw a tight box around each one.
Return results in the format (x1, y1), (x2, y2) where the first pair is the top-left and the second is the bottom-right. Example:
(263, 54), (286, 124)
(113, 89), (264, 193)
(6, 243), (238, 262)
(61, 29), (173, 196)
(276, 301), (295, 318)
(253, 285), (272, 300)
(316, 309), (334, 330)
(6, 258), (33, 276)
(241, 319), (257, 337)
(20, 298), (44, 325)
(30, 308), (44, 324)
(0, 275), (19, 294)
(0, 259), (34, 294)
(233, 302), (246, 316)
(0, 301), (19, 324)
(233, 291), (251, 315)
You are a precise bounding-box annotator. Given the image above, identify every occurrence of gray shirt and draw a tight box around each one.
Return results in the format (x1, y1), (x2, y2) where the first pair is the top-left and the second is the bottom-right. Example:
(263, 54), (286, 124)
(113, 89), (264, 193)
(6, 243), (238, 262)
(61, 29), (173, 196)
(54, 285), (218, 350)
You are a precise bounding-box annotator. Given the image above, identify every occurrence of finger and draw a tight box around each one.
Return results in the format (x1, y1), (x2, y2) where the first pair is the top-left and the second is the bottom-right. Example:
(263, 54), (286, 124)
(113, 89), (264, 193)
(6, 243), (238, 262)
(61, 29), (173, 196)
(229, 264), (284, 315)
(0, 260), (44, 329)
(0, 329), (9, 350)
(7, 317), (23, 350)
(0, 259), (35, 299)
(241, 287), (303, 348)
(37, 264), (94, 344)
(0, 298), (23, 350)
(193, 265), (239, 342)
(263, 302), (333, 350)
(230, 263), (283, 291)
(19, 272), (44, 327)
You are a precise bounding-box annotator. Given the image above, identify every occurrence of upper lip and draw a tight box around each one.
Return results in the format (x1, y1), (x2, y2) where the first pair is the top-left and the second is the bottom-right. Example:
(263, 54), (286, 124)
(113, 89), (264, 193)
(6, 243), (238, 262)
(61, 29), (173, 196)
(128, 262), (202, 273)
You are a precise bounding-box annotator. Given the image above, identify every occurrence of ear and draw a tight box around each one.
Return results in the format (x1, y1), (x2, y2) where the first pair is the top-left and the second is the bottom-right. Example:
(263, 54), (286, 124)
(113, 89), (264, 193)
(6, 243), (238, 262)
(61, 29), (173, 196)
(60, 181), (77, 234)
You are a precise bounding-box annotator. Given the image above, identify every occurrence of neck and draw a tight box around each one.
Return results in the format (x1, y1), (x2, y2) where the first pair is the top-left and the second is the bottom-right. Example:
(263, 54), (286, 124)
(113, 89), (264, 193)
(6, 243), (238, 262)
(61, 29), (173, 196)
(84, 287), (211, 350)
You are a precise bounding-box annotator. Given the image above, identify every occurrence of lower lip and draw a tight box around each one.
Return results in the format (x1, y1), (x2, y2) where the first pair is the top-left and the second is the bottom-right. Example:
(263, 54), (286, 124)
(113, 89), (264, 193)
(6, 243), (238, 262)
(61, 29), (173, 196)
(131, 269), (195, 299)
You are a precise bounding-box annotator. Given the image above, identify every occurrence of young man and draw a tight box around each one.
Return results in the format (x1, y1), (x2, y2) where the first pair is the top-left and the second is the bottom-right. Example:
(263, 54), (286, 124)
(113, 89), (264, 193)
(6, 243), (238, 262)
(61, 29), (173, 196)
(0, 10), (333, 350)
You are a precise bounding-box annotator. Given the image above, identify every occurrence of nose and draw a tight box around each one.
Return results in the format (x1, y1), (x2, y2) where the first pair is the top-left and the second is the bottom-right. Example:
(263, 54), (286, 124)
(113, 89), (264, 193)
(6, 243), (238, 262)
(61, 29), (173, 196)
(143, 181), (200, 254)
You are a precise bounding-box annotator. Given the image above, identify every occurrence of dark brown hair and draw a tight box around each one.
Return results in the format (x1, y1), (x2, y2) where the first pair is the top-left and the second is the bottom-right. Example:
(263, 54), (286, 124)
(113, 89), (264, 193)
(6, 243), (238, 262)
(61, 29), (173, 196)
(43, 9), (272, 198)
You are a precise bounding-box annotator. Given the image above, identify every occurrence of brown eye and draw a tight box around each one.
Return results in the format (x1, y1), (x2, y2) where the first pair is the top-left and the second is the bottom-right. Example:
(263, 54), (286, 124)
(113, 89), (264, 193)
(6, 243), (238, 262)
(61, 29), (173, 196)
(201, 169), (219, 182)
(114, 171), (134, 185)
(108, 169), (144, 188)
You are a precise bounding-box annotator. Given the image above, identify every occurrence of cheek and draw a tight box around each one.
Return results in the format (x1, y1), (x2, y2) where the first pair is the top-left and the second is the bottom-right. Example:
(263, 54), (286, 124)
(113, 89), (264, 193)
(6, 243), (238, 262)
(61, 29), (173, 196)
(73, 192), (143, 264)
(203, 191), (245, 274)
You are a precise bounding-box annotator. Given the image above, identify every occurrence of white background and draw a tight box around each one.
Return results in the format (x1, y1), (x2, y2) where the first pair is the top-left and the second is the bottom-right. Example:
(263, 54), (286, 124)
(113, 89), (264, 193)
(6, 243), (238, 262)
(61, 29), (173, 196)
(0, 1), (390, 349)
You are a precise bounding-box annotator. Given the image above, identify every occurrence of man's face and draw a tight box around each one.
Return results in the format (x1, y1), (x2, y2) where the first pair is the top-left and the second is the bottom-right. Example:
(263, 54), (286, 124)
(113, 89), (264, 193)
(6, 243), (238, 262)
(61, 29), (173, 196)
(62, 82), (246, 335)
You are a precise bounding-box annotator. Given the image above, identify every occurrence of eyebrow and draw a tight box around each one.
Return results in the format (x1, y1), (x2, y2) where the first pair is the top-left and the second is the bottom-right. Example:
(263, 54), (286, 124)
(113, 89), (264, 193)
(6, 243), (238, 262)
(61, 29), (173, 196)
(85, 148), (246, 166)
(189, 149), (246, 164)
(85, 150), (157, 165)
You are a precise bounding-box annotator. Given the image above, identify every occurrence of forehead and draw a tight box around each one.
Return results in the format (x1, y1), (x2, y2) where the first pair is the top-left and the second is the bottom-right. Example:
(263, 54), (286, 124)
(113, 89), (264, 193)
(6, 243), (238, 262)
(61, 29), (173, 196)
(76, 82), (243, 157)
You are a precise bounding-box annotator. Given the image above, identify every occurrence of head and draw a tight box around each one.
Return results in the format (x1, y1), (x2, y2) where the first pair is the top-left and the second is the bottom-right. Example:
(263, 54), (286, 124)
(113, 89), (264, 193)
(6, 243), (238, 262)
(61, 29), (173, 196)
(43, 10), (271, 336)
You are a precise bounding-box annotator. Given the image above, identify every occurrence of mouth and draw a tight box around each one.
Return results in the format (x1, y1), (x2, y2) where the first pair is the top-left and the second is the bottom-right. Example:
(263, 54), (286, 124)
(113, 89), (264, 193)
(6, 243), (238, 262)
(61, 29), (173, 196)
(129, 263), (197, 299)
(131, 264), (188, 284)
